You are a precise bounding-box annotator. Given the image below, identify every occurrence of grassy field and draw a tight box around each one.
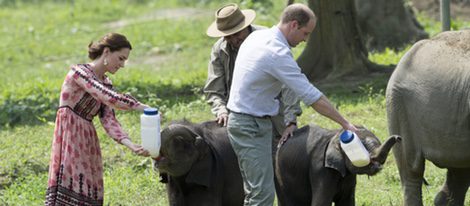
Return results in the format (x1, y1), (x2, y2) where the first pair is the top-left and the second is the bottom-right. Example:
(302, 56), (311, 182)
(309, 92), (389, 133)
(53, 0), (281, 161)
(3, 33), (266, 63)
(1, 0), (469, 205)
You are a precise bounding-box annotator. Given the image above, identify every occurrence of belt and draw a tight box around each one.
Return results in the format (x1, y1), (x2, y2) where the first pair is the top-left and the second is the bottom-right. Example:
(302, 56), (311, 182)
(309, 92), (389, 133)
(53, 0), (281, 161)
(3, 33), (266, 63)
(230, 111), (271, 119)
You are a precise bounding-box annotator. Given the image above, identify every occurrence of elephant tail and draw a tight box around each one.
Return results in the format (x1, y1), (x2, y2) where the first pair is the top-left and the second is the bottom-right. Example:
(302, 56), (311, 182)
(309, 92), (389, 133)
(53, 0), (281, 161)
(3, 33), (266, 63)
(274, 145), (284, 186)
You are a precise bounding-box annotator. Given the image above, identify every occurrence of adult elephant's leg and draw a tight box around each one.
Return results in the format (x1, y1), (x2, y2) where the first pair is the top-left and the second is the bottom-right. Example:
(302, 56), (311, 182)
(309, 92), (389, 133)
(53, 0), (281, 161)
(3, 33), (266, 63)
(389, 94), (425, 206)
(393, 138), (425, 206)
(434, 168), (470, 206)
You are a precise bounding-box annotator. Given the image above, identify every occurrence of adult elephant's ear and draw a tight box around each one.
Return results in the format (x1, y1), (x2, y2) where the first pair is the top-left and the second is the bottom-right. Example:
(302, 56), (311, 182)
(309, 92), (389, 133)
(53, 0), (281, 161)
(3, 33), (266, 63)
(325, 136), (347, 177)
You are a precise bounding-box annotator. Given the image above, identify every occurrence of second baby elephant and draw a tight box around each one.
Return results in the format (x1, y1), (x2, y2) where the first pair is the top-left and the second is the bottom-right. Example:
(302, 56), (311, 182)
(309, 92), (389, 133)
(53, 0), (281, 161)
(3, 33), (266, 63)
(153, 120), (243, 206)
(275, 124), (400, 206)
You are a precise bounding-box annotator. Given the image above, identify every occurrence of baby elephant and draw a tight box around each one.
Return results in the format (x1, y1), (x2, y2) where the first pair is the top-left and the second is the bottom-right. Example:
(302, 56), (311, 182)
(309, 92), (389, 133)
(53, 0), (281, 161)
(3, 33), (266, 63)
(275, 124), (400, 206)
(153, 120), (243, 206)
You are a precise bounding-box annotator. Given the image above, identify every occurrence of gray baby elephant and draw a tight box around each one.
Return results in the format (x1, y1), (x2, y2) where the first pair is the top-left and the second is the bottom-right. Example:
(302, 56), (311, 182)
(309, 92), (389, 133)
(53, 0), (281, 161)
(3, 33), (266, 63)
(275, 124), (400, 206)
(153, 120), (243, 206)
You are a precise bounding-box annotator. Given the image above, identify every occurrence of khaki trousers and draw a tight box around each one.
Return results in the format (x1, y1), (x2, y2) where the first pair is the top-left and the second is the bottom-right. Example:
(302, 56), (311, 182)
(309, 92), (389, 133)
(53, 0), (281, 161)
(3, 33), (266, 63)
(227, 112), (275, 206)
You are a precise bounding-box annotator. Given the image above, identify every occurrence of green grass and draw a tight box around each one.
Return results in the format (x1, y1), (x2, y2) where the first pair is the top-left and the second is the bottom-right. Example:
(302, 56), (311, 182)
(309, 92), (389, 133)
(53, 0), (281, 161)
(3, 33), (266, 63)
(1, 0), (469, 205)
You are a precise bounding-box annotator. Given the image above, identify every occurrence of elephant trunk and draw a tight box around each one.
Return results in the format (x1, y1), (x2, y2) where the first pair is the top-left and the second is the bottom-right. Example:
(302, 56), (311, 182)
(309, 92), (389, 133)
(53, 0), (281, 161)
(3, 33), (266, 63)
(371, 135), (401, 164)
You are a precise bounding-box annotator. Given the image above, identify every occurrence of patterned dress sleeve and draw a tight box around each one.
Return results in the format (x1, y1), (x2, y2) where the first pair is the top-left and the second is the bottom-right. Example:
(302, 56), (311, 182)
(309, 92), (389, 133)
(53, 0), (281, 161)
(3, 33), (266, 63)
(71, 65), (142, 111)
(99, 104), (129, 143)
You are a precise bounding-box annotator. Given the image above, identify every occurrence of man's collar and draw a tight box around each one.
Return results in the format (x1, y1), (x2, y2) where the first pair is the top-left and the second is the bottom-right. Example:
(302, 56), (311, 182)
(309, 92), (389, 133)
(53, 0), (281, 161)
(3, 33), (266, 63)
(272, 26), (291, 49)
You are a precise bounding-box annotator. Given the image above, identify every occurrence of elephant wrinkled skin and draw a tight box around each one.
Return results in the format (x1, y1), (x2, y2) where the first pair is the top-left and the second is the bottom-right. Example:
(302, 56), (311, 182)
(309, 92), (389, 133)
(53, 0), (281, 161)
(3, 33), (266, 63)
(386, 30), (470, 206)
(275, 124), (399, 206)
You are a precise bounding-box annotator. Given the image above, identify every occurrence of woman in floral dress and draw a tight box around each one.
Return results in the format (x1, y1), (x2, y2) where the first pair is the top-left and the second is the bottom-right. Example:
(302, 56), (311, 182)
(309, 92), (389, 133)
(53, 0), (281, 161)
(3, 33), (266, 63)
(45, 33), (150, 205)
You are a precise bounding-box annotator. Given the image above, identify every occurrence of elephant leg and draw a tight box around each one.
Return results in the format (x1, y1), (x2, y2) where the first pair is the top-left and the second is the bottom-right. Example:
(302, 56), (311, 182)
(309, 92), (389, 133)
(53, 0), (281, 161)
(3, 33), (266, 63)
(273, 168), (288, 206)
(310, 192), (335, 206)
(310, 178), (343, 206)
(393, 143), (425, 206)
(389, 100), (426, 206)
(434, 168), (470, 206)
(166, 177), (185, 206)
(334, 177), (356, 206)
(331, 191), (354, 206)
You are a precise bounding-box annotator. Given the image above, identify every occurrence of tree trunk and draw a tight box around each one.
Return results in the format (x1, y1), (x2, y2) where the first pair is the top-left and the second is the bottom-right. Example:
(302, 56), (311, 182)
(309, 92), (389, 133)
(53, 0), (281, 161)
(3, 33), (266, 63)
(298, 0), (382, 82)
(411, 0), (470, 20)
(355, 0), (428, 51)
(440, 0), (451, 31)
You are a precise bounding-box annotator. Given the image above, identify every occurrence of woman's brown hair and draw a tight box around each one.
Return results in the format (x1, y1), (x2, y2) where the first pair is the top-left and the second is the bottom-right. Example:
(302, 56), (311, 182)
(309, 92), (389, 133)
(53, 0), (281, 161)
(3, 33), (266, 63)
(88, 33), (132, 60)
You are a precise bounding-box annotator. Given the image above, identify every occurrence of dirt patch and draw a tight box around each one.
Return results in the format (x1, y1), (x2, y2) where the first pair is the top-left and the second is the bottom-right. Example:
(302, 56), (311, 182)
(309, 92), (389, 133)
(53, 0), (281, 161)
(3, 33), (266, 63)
(105, 7), (210, 29)
(410, 0), (470, 20)
(127, 52), (171, 69)
(105, 7), (211, 68)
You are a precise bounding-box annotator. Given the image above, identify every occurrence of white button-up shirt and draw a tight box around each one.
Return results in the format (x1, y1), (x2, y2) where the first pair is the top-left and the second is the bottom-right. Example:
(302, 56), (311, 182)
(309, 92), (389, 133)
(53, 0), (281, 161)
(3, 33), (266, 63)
(227, 26), (323, 117)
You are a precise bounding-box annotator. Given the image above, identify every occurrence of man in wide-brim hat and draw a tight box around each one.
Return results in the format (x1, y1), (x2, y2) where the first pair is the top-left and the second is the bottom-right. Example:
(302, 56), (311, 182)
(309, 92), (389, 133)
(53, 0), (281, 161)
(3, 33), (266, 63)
(204, 3), (258, 126)
(204, 3), (301, 130)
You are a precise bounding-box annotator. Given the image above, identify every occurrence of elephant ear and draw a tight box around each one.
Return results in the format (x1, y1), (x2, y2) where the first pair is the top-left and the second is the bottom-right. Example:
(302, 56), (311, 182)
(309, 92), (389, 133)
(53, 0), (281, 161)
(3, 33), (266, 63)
(325, 136), (347, 177)
(185, 136), (213, 188)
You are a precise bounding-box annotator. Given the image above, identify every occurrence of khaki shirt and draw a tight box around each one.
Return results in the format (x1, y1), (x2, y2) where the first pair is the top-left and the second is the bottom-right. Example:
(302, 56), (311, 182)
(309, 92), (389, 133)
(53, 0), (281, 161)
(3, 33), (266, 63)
(203, 25), (302, 136)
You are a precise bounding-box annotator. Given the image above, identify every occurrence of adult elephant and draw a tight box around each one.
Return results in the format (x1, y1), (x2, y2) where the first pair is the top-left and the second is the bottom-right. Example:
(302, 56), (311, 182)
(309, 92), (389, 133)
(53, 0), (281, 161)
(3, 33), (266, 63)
(275, 124), (399, 206)
(386, 30), (470, 206)
(153, 120), (243, 206)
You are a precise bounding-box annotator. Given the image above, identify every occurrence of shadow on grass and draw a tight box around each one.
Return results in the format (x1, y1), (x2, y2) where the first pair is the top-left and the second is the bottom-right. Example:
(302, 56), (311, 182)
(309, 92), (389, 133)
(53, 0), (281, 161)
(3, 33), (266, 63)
(0, 72), (391, 128)
(0, 80), (203, 128)
(315, 72), (391, 105)
(0, 159), (47, 190)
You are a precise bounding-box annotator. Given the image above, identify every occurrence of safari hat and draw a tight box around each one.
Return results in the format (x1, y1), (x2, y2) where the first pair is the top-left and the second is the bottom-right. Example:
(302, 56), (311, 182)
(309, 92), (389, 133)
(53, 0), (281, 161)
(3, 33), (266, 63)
(206, 3), (256, 37)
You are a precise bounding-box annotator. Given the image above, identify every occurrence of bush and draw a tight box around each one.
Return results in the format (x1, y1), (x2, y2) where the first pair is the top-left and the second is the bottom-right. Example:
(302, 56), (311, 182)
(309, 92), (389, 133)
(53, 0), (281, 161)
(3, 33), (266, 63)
(0, 89), (59, 127)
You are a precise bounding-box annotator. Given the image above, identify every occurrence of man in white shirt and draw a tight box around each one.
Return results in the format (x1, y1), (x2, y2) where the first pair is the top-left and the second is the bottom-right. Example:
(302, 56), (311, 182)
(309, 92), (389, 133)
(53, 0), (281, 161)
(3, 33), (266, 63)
(204, 3), (302, 142)
(226, 3), (358, 205)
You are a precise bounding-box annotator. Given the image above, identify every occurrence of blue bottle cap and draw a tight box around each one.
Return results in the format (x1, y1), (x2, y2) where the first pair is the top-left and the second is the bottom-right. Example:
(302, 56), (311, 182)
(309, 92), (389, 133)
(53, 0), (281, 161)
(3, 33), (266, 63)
(144, 108), (158, 115)
(340, 130), (354, 143)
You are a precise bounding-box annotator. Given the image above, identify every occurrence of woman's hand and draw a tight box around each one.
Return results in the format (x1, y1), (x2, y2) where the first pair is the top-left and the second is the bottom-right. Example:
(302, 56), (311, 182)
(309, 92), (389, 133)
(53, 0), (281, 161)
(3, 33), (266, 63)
(138, 104), (151, 112)
(130, 144), (150, 157)
(121, 139), (150, 157)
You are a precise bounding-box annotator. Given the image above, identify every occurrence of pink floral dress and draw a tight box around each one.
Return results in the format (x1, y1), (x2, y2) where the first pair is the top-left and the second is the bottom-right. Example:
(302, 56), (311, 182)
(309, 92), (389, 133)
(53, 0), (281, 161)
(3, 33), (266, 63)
(45, 64), (143, 206)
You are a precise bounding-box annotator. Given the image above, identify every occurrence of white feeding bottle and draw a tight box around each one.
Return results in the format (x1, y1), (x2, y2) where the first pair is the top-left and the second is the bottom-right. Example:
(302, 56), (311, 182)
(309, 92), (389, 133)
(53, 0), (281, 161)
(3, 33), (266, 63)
(339, 130), (370, 167)
(141, 108), (161, 158)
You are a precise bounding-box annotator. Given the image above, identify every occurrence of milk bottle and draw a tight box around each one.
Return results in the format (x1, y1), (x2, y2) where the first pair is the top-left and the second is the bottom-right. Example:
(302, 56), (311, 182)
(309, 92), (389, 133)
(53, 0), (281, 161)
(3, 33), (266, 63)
(339, 130), (370, 167)
(141, 108), (161, 158)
